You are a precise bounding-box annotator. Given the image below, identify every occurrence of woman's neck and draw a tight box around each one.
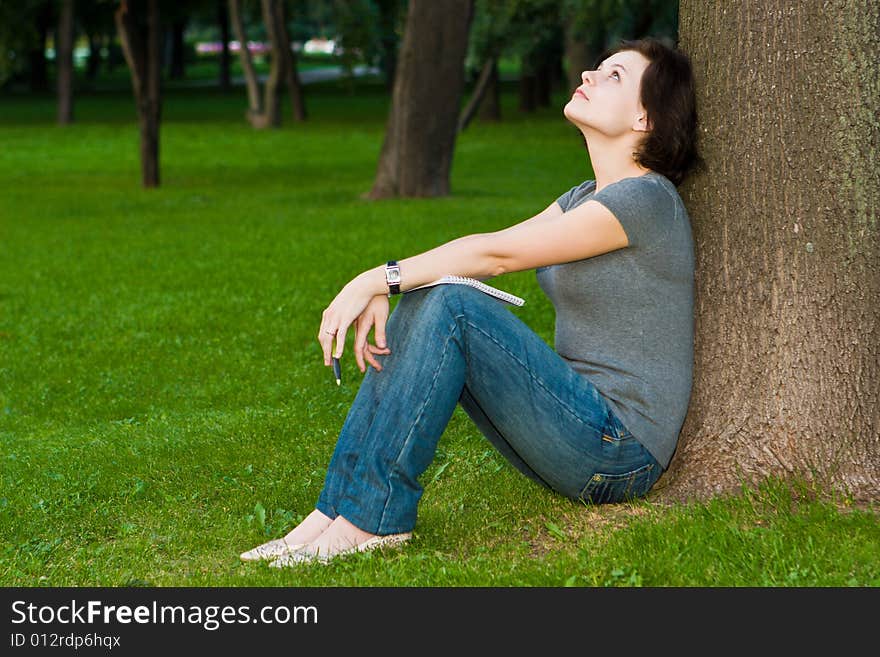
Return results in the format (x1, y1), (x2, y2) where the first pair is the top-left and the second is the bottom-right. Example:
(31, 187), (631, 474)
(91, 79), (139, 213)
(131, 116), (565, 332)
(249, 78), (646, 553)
(584, 133), (651, 192)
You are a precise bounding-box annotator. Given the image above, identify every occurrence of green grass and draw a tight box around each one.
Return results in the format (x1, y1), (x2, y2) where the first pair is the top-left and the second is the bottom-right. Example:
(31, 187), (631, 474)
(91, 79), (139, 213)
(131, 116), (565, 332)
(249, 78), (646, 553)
(1, 79), (877, 587)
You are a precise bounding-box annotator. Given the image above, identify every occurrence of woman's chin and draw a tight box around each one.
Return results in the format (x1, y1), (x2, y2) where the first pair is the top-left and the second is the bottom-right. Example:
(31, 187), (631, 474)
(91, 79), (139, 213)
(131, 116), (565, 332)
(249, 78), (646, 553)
(563, 107), (588, 128)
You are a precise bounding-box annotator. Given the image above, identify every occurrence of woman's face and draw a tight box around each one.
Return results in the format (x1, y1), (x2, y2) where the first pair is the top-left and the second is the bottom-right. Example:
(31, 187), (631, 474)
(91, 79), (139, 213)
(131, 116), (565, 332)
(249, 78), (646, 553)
(564, 49), (651, 140)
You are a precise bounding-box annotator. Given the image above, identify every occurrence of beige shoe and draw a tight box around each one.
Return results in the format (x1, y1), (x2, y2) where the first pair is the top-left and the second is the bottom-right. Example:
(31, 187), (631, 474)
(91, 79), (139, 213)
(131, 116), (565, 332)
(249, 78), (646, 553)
(240, 537), (306, 562)
(268, 532), (412, 567)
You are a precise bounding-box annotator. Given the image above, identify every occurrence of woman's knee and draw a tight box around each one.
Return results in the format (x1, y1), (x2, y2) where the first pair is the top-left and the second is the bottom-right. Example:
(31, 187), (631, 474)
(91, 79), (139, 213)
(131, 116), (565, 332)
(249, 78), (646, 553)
(389, 285), (491, 337)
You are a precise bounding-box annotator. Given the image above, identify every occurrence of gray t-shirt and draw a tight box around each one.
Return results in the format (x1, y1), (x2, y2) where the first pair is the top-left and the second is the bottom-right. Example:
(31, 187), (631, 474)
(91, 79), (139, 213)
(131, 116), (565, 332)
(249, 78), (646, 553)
(536, 171), (694, 468)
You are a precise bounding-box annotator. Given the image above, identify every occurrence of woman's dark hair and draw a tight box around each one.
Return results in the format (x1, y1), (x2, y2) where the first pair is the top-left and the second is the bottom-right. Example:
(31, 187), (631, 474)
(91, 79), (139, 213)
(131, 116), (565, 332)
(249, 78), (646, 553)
(596, 37), (701, 186)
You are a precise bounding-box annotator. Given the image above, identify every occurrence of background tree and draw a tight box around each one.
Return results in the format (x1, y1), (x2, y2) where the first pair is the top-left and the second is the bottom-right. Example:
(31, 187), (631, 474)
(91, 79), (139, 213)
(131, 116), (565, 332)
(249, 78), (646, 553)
(228, 0), (303, 128)
(29, 1), (54, 92)
(504, 0), (564, 113)
(660, 0), (879, 502)
(115, 0), (162, 187)
(56, 0), (75, 124)
(459, 0), (518, 130)
(331, 0), (379, 94)
(0, 1), (51, 90)
(368, 0), (474, 199)
(216, 0), (231, 90)
(275, 0), (306, 121)
(77, 0), (119, 88)
(166, 11), (187, 79)
(561, 0), (678, 93)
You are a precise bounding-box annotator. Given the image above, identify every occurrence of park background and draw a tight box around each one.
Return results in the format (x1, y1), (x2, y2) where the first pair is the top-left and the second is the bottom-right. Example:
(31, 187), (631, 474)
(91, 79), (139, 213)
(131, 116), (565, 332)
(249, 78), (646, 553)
(0, 0), (877, 586)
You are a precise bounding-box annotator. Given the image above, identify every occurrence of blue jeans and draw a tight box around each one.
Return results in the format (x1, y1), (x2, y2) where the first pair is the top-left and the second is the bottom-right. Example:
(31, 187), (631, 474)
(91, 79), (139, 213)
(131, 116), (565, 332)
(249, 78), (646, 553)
(316, 284), (662, 535)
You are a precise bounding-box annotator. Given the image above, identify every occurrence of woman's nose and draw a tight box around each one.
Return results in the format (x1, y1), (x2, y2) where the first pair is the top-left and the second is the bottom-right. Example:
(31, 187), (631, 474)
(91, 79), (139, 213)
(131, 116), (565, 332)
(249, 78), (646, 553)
(581, 69), (594, 85)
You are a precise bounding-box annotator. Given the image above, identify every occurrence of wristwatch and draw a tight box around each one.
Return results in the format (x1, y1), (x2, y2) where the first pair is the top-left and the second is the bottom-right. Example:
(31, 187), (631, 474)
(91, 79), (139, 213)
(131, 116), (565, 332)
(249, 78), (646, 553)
(385, 260), (401, 295)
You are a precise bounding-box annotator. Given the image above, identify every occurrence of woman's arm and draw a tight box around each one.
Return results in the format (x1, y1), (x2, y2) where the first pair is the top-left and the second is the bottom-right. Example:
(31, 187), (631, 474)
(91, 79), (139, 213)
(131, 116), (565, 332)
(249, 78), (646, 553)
(319, 198), (627, 363)
(351, 200), (568, 296)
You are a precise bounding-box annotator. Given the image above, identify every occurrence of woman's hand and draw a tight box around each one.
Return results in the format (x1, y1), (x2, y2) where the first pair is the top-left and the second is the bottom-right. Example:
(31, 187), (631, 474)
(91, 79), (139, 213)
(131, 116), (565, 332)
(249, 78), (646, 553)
(353, 294), (392, 373)
(318, 277), (391, 373)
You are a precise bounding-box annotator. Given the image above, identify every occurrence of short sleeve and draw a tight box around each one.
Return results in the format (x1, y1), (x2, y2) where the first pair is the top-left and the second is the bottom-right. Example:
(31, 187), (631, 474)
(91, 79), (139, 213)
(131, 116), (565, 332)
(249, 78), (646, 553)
(591, 175), (675, 249)
(555, 180), (597, 212)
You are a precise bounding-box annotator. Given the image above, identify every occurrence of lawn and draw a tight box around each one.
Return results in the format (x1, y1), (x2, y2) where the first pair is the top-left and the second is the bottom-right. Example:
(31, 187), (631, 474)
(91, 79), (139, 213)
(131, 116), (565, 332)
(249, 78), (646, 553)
(1, 75), (877, 587)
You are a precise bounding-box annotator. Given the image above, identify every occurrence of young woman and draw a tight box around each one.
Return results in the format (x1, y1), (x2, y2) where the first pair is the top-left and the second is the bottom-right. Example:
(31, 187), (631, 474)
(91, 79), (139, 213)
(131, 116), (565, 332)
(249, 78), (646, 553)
(241, 37), (700, 565)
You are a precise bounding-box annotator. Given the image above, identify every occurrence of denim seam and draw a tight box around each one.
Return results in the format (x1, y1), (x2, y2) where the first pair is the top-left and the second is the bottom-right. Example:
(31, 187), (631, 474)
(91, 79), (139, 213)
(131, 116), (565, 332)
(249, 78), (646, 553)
(376, 315), (461, 533)
(440, 287), (606, 435)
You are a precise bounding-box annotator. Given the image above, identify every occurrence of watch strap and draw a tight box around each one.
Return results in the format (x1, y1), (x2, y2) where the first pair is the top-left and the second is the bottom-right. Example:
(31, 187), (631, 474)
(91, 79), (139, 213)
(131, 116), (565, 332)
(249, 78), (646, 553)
(385, 260), (401, 295)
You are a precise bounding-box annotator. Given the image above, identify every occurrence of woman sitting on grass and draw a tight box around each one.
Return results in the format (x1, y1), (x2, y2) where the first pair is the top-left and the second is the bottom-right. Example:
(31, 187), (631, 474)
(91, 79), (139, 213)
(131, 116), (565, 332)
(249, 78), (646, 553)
(241, 36), (701, 566)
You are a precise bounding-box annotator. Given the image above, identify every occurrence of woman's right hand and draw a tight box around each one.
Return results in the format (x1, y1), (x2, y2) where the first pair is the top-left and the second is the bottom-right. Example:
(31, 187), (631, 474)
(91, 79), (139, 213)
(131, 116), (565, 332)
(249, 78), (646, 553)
(353, 293), (392, 373)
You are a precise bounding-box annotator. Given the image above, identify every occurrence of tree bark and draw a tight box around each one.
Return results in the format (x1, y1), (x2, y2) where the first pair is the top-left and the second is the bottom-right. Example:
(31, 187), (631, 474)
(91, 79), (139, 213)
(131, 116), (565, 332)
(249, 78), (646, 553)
(477, 57), (500, 122)
(259, 0), (282, 128)
(56, 0), (75, 124)
(273, 0), (306, 122)
(217, 0), (231, 91)
(228, 0), (263, 124)
(563, 32), (590, 97)
(659, 0), (880, 502)
(458, 56), (497, 132)
(115, 0), (162, 188)
(86, 33), (103, 81)
(368, 0), (474, 199)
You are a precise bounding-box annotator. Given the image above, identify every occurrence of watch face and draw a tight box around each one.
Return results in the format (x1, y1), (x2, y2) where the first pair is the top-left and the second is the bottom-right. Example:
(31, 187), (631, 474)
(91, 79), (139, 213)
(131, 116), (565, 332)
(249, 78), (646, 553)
(387, 269), (401, 283)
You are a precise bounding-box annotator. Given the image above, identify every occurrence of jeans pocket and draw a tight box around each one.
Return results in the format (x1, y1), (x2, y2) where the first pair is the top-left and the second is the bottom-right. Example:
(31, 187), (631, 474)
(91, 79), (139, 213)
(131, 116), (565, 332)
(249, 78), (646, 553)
(578, 462), (658, 505)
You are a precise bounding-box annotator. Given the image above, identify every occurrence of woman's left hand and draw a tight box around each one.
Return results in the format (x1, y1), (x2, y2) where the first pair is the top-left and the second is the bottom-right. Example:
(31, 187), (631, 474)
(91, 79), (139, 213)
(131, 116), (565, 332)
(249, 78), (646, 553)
(318, 275), (380, 367)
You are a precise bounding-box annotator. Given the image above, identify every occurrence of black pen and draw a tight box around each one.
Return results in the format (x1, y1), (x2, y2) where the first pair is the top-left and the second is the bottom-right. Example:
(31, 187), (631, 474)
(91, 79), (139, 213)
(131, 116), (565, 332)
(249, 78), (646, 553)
(332, 357), (341, 386)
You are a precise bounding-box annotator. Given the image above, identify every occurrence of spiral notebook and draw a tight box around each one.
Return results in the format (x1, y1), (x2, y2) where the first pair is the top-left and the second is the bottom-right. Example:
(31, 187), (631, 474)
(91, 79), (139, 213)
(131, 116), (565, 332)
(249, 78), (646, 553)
(406, 275), (525, 306)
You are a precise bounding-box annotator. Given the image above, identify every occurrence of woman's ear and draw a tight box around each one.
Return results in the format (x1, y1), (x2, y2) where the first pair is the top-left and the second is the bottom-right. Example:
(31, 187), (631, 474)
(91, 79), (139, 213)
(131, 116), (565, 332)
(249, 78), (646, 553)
(633, 111), (652, 132)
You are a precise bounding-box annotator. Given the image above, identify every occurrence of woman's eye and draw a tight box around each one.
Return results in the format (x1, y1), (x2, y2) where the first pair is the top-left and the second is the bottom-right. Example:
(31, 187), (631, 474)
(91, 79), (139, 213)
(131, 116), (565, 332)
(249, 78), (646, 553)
(610, 71), (620, 80)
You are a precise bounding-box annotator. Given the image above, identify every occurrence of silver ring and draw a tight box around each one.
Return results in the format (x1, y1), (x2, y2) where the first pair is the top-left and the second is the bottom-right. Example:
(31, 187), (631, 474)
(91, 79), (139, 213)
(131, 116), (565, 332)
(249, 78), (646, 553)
(325, 330), (336, 335)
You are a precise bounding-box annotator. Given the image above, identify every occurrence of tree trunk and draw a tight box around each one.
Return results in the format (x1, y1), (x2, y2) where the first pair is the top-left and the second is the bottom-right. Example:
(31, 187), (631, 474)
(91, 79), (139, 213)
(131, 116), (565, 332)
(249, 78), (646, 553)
(56, 0), (75, 125)
(477, 57), (500, 122)
(368, 0), (474, 199)
(86, 33), (103, 81)
(229, 0), (264, 124)
(115, 0), (162, 188)
(458, 56), (497, 132)
(659, 0), (880, 502)
(217, 0), (231, 91)
(259, 0), (282, 128)
(168, 18), (186, 80)
(273, 0), (306, 122)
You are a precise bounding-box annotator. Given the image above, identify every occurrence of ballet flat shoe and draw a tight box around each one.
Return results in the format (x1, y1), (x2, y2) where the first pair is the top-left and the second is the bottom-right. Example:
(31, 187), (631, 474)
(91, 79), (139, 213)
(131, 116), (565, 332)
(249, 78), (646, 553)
(240, 537), (307, 562)
(268, 532), (412, 567)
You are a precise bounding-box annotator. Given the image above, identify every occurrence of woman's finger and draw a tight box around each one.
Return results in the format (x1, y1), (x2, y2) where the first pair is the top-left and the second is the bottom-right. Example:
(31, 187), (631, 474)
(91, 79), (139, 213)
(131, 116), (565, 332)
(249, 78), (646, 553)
(353, 317), (369, 373)
(368, 342), (391, 370)
(334, 321), (351, 359)
(364, 343), (387, 371)
(373, 318), (388, 349)
(363, 348), (381, 371)
(318, 326), (335, 366)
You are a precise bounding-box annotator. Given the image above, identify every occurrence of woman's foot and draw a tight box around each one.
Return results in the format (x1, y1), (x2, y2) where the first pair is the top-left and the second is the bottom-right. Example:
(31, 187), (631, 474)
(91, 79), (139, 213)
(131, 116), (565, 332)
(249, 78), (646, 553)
(269, 516), (411, 566)
(282, 509), (334, 546)
(300, 515), (377, 557)
(240, 509), (333, 562)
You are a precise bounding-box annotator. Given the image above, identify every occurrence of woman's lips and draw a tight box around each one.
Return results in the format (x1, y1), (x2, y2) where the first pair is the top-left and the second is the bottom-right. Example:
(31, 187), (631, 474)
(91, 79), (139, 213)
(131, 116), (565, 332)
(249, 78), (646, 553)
(574, 88), (589, 100)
